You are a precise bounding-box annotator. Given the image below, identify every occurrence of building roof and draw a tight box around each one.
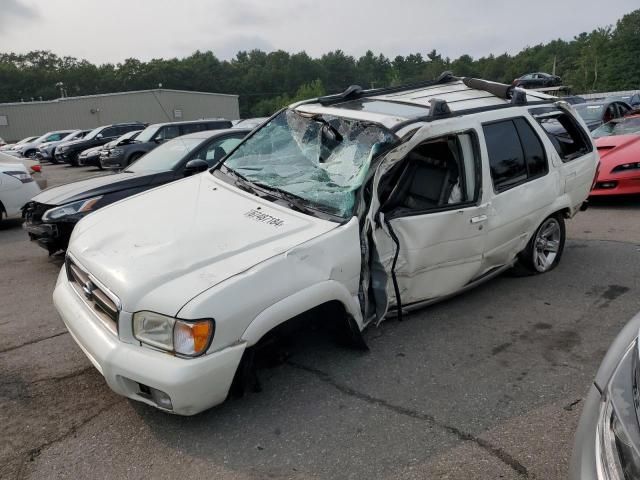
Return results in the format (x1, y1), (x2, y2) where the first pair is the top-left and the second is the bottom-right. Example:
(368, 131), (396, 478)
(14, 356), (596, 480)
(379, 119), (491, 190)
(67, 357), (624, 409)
(0, 88), (238, 107)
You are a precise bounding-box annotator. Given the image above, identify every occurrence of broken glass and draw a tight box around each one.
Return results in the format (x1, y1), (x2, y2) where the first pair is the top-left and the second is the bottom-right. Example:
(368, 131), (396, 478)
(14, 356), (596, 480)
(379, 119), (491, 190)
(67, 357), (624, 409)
(221, 109), (396, 218)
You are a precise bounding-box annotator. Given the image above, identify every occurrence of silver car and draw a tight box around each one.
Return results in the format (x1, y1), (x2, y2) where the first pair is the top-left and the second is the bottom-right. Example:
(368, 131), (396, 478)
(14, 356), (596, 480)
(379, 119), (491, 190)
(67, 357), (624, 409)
(570, 311), (640, 479)
(7, 130), (77, 158)
(36, 130), (89, 163)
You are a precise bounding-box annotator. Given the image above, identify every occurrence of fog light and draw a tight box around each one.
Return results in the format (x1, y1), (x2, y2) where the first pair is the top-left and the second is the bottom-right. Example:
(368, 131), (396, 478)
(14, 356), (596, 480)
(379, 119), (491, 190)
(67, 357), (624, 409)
(138, 383), (173, 410)
(151, 388), (173, 410)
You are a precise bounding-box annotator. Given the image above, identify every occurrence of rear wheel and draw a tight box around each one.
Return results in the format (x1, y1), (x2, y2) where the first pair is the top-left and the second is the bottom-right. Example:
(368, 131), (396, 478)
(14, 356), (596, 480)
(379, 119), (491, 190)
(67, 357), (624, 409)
(514, 214), (566, 275)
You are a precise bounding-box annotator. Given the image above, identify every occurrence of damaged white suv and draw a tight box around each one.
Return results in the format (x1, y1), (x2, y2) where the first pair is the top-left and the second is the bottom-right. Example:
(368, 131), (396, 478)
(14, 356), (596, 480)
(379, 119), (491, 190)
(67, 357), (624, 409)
(54, 74), (598, 415)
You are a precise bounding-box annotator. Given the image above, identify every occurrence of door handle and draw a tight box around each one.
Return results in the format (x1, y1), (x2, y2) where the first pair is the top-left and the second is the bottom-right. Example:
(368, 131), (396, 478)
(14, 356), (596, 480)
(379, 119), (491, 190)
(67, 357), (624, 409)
(470, 214), (488, 224)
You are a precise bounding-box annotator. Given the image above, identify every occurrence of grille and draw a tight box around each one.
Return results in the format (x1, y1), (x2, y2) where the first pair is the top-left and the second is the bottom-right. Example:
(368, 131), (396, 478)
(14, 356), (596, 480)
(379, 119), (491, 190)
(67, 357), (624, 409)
(66, 257), (120, 335)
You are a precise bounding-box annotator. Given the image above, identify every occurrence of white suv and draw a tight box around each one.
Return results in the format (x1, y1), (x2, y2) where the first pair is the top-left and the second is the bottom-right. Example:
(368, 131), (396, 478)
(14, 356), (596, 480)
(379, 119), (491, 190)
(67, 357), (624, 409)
(53, 74), (598, 415)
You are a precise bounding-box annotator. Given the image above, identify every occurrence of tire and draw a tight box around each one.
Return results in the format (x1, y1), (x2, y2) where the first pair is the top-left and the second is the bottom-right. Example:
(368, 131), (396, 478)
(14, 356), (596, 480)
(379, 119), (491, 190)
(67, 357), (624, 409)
(127, 153), (142, 166)
(24, 150), (37, 159)
(68, 153), (78, 167)
(514, 214), (566, 275)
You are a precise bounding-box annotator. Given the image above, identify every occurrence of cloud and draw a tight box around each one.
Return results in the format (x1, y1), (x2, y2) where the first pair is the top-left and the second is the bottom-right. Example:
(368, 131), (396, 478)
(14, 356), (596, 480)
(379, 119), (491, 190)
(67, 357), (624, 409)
(0, 0), (39, 31)
(213, 35), (275, 60)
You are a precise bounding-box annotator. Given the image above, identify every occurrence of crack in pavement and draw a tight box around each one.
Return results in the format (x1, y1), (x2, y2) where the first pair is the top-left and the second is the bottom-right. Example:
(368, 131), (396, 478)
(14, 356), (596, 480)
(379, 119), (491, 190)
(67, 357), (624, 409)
(12, 399), (124, 480)
(287, 360), (529, 479)
(0, 331), (68, 355)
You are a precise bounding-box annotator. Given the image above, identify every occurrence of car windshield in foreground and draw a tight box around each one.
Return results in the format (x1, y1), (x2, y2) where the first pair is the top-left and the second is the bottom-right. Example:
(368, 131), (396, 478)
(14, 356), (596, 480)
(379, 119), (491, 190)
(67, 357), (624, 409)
(592, 117), (640, 138)
(574, 104), (604, 122)
(126, 137), (202, 173)
(134, 125), (161, 143)
(220, 108), (396, 218)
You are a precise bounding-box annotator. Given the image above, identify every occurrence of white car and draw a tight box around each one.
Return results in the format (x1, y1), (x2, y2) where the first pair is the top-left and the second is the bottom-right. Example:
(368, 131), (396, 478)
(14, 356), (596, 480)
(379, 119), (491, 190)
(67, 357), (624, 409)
(0, 163), (41, 223)
(53, 74), (599, 415)
(0, 151), (47, 189)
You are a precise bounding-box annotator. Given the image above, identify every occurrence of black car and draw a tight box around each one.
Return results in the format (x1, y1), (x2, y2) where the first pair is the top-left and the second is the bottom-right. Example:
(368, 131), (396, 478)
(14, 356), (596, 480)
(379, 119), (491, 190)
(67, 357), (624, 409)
(78, 130), (142, 169)
(100, 118), (232, 170)
(54, 122), (145, 166)
(573, 100), (632, 131)
(512, 72), (562, 89)
(23, 128), (250, 253)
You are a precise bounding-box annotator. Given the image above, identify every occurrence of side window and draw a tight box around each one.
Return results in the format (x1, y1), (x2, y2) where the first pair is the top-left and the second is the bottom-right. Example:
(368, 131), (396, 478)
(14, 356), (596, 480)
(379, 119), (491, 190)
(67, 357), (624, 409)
(155, 125), (180, 142)
(206, 121), (231, 130)
(101, 127), (119, 138)
(483, 120), (527, 191)
(531, 107), (593, 162)
(380, 132), (480, 213)
(513, 118), (548, 178)
(181, 123), (206, 135)
(194, 136), (243, 166)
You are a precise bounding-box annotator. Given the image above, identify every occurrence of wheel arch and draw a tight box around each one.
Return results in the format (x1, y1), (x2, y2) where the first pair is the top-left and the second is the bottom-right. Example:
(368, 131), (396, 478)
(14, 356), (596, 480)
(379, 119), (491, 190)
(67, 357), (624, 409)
(240, 280), (364, 348)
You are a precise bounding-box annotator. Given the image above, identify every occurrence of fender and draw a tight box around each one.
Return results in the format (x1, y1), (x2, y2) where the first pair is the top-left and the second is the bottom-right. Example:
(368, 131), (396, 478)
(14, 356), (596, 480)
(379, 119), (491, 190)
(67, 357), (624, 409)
(241, 280), (363, 346)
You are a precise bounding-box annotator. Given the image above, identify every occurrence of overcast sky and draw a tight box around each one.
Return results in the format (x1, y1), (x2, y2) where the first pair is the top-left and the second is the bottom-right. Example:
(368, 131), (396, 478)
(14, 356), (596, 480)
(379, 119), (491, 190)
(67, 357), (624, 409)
(0, 0), (637, 64)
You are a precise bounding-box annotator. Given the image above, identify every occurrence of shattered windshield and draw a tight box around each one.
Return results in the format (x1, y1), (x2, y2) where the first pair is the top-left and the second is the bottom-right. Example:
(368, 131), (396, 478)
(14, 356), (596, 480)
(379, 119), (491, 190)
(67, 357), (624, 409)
(220, 109), (396, 218)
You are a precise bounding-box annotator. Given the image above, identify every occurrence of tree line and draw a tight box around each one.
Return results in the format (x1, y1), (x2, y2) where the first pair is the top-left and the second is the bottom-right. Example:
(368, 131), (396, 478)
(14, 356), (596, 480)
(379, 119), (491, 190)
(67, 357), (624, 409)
(1, 9), (638, 117)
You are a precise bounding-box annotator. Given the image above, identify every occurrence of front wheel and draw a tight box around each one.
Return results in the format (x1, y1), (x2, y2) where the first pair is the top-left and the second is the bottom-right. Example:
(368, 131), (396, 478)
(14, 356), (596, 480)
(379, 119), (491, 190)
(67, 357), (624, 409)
(515, 214), (566, 275)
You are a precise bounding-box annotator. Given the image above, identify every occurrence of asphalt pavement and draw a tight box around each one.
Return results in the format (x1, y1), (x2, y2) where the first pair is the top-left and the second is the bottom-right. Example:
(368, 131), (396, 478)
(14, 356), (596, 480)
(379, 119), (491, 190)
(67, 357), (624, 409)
(1, 164), (639, 479)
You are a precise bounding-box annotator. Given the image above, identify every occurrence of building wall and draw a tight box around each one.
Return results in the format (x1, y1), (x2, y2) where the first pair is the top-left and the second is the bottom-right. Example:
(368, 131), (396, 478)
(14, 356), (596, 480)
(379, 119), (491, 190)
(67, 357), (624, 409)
(0, 89), (239, 142)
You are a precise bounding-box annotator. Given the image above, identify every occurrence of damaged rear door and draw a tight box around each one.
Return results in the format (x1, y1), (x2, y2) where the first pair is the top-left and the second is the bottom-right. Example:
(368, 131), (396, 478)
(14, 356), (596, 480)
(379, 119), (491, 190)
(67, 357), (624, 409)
(365, 120), (489, 321)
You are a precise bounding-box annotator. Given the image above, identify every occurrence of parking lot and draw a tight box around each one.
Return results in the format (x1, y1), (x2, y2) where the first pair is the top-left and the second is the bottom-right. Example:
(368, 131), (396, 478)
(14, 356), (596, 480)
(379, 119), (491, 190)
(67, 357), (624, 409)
(0, 163), (638, 480)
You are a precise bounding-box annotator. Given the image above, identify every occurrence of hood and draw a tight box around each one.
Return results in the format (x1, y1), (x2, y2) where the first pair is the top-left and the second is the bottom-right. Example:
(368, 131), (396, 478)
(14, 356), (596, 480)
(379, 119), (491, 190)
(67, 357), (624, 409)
(68, 173), (338, 313)
(595, 135), (640, 166)
(80, 146), (103, 156)
(33, 171), (155, 205)
(58, 138), (93, 149)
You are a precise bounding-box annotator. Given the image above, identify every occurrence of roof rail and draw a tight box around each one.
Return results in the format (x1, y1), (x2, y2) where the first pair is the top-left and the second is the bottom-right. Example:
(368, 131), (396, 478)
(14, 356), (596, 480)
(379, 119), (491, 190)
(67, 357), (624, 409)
(316, 71), (458, 106)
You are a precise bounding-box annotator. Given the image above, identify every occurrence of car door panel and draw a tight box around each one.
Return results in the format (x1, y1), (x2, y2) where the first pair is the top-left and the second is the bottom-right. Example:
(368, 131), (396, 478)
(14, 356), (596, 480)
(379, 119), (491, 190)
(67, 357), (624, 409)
(379, 204), (488, 305)
(369, 118), (489, 312)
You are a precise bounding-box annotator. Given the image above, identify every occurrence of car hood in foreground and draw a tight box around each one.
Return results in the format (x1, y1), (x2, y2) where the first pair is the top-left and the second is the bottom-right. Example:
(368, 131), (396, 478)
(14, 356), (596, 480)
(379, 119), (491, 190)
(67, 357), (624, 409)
(68, 173), (339, 314)
(595, 135), (640, 167)
(33, 171), (155, 205)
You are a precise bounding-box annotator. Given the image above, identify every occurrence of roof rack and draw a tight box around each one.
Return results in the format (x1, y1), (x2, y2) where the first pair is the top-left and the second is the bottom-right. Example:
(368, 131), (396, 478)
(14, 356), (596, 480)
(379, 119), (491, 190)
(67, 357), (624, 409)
(315, 71), (458, 106)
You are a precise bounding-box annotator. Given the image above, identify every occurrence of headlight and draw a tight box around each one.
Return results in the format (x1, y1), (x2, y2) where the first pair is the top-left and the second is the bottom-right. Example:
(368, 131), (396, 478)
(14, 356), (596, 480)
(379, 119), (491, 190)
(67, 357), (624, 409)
(59, 146), (69, 152)
(110, 148), (124, 157)
(3, 170), (33, 183)
(133, 311), (214, 357)
(596, 341), (640, 480)
(42, 195), (103, 221)
(612, 162), (640, 173)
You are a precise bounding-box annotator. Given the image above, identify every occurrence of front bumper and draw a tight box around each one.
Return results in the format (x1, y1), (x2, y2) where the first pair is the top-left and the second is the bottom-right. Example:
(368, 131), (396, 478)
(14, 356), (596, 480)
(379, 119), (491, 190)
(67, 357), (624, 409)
(100, 154), (125, 169)
(23, 217), (72, 254)
(53, 269), (245, 415)
(590, 173), (640, 196)
(78, 153), (100, 167)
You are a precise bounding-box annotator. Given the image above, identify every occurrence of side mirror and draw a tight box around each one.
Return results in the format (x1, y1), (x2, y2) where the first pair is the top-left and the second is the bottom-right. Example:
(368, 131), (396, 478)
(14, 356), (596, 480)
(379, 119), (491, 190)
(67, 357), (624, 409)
(184, 158), (209, 176)
(96, 133), (103, 139)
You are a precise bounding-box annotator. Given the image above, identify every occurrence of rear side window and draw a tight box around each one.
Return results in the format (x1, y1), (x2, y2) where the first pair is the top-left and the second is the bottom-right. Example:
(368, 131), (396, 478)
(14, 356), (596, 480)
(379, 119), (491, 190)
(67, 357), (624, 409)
(531, 107), (592, 162)
(206, 121), (232, 130)
(181, 123), (206, 135)
(483, 118), (548, 192)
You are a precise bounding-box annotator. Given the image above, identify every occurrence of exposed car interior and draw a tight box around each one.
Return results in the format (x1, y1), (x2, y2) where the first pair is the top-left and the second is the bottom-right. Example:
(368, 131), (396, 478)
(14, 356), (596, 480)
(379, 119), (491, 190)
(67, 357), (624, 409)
(532, 109), (592, 161)
(380, 135), (477, 214)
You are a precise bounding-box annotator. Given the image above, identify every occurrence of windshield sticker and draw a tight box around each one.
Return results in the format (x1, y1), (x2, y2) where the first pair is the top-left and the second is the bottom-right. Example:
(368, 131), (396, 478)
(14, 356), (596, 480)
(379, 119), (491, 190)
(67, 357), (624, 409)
(245, 209), (285, 228)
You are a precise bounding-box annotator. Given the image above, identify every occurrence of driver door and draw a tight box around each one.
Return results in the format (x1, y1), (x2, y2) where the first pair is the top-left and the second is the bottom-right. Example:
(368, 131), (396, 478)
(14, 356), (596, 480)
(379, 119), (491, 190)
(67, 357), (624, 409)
(370, 121), (489, 315)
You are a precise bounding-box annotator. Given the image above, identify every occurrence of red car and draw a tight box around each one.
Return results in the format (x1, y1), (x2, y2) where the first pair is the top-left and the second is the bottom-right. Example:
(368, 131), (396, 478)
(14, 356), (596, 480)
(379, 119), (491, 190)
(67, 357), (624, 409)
(590, 115), (640, 196)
